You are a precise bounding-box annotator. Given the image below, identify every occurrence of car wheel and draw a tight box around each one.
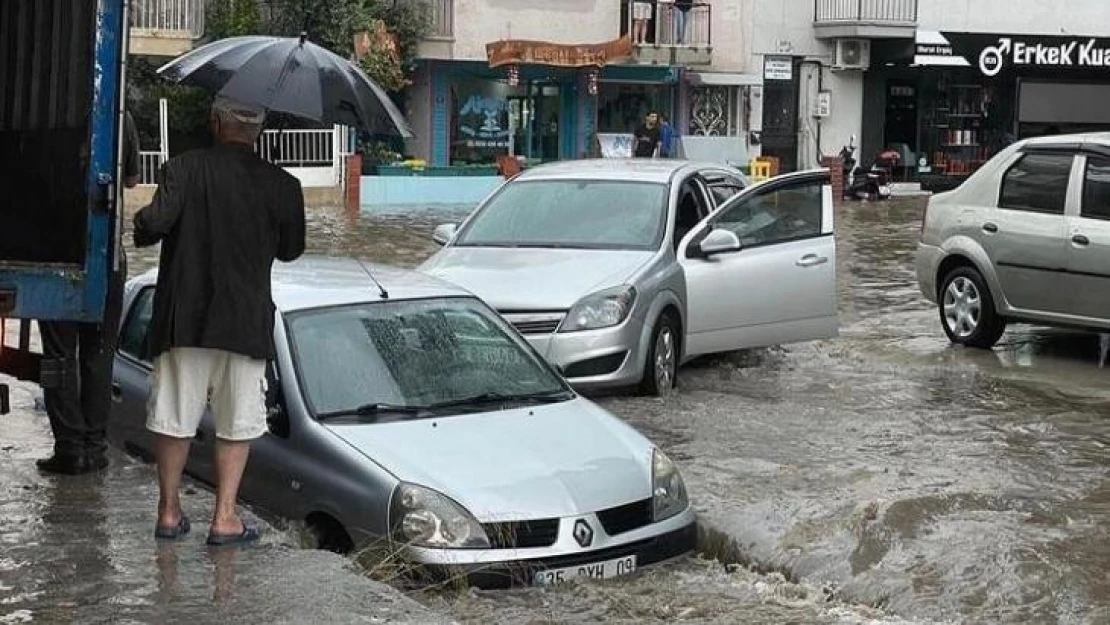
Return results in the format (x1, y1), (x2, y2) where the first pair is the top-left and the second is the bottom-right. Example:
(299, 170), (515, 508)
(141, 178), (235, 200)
(639, 312), (679, 397)
(939, 266), (1005, 349)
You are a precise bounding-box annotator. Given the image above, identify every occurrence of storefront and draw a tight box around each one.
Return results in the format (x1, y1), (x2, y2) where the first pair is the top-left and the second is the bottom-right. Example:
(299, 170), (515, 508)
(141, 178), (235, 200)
(863, 30), (1110, 191)
(412, 38), (681, 168)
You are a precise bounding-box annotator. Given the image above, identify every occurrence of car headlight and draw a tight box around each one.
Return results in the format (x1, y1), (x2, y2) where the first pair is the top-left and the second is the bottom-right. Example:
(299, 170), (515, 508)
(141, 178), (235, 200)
(389, 483), (490, 549)
(559, 285), (636, 333)
(652, 449), (689, 522)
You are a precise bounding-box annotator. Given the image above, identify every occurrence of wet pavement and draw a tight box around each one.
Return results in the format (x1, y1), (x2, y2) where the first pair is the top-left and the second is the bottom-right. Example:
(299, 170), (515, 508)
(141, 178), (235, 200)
(0, 383), (454, 624)
(4, 197), (1109, 623)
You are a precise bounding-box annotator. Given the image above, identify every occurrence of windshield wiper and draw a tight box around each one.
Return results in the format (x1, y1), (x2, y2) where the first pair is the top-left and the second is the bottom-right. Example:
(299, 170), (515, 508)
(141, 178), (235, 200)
(425, 390), (573, 411)
(316, 403), (426, 422)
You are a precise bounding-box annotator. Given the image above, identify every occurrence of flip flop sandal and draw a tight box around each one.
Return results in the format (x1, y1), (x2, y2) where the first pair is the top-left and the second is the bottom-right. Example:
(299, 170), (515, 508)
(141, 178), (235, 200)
(206, 523), (261, 547)
(154, 515), (191, 540)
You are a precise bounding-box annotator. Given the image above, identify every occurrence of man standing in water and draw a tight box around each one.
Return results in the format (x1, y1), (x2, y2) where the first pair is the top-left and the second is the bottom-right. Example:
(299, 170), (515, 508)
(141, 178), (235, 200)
(133, 97), (305, 546)
(36, 109), (141, 475)
(633, 112), (662, 158)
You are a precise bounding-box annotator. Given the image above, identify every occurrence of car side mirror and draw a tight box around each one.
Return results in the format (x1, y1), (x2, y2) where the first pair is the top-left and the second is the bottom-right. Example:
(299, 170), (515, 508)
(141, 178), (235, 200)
(698, 228), (742, 257)
(432, 223), (458, 246)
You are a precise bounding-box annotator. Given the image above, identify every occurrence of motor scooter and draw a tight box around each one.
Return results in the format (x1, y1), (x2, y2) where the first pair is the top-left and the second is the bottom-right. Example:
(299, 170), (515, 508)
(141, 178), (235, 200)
(839, 138), (899, 201)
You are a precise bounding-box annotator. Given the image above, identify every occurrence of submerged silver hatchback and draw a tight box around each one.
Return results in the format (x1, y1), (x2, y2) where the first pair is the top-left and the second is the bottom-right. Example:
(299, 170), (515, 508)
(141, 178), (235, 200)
(109, 257), (695, 587)
(917, 133), (1110, 347)
(420, 159), (840, 395)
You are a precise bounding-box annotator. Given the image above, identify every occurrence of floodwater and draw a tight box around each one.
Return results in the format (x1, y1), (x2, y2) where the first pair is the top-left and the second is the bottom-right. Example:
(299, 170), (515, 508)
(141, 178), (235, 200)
(4, 197), (1109, 624)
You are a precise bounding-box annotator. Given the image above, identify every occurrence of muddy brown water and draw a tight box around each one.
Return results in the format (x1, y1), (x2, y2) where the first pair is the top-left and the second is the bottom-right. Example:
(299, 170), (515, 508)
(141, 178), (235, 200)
(5, 198), (1107, 624)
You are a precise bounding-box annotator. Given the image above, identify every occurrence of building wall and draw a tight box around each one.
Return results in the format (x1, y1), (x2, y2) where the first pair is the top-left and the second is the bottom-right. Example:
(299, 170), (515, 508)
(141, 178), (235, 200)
(917, 0), (1110, 34)
(404, 65), (433, 159)
(450, 0), (622, 61)
(746, 0), (864, 170)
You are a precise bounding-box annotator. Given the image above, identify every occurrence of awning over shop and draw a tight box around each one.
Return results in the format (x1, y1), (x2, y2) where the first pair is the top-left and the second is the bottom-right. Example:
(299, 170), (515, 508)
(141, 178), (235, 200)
(684, 71), (761, 86)
(486, 37), (633, 68)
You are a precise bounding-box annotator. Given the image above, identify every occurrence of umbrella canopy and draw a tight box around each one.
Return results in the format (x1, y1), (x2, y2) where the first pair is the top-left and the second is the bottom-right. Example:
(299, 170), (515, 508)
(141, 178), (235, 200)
(158, 34), (412, 137)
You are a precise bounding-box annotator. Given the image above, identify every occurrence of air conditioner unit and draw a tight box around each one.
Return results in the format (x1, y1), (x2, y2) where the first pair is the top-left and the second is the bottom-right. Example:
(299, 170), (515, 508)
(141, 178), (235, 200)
(832, 39), (870, 70)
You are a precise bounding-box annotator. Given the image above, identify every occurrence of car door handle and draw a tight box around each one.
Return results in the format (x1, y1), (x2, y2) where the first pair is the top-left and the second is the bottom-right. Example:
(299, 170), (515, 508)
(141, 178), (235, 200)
(1072, 234), (1090, 246)
(110, 382), (123, 403)
(982, 222), (998, 233)
(796, 254), (828, 267)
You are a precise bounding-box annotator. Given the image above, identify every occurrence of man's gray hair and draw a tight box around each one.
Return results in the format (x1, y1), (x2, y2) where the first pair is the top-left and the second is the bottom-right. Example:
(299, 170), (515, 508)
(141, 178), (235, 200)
(212, 96), (267, 127)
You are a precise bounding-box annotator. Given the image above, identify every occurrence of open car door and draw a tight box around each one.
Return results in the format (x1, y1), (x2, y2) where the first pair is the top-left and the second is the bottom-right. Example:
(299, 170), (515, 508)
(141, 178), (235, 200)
(677, 170), (838, 358)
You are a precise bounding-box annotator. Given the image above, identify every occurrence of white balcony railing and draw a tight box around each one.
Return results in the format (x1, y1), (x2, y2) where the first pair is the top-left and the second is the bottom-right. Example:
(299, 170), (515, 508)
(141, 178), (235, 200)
(815, 0), (917, 23)
(130, 0), (206, 37)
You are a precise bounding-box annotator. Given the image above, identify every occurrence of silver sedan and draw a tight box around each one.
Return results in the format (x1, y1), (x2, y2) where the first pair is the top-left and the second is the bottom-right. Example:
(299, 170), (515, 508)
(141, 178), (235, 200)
(420, 159), (840, 395)
(109, 257), (695, 587)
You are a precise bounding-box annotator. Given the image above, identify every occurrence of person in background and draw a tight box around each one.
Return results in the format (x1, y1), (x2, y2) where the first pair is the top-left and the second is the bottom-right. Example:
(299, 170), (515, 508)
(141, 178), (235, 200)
(36, 109), (140, 476)
(631, 0), (653, 45)
(673, 0), (693, 44)
(633, 112), (662, 158)
(133, 96), (305, 546)
(660, 114), (676, 158)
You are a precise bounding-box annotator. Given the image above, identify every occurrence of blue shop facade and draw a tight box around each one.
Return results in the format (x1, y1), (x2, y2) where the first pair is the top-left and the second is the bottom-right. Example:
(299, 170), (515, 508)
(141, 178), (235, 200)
(408, 59), (682, 167)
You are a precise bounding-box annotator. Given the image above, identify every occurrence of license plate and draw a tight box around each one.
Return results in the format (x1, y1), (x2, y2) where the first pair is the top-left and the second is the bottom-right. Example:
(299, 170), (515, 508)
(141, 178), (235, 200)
(532, 555), (637, 586)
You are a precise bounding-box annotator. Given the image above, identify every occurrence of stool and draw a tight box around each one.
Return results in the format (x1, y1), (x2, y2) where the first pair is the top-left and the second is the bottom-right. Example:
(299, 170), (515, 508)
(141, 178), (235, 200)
(750, 159), (772, 182)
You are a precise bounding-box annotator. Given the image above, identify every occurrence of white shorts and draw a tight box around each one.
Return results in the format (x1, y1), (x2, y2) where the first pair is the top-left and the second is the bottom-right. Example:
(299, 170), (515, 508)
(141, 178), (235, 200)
(633, 2), (652, 19)
(146, 347), (268, 442)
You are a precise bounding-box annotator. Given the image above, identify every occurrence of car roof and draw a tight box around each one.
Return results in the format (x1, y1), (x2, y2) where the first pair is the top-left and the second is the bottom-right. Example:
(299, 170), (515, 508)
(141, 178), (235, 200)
(513, 158), (744, 184)
(130, 256), (474, 313)
(1017, 131), (1110, 148)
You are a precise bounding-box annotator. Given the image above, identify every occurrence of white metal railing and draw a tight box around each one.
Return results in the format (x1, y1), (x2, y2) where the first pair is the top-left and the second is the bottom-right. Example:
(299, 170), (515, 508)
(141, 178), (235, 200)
(256, 126), (355, 188)
(624, 1), (712, 48)
(815, 0), (917, 23)
(138, 99), (169, 186)
(427, 0), (453, 38)
(139, 152), (164, 185)
(130, 0), (206, 37)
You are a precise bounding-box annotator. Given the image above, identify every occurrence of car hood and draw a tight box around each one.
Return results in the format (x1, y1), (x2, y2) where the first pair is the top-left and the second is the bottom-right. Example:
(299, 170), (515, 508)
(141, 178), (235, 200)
(325, 398), (654, 521)
(419, 247), (654, 310)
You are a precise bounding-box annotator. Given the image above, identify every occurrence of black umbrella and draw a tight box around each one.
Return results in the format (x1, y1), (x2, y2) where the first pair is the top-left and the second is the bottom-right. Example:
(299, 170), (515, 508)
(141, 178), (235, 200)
(157, 34), (412, 137)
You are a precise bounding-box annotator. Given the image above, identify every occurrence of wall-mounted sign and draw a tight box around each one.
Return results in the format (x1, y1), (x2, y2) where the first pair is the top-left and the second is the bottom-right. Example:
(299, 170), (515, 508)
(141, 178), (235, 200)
(764, 56), (793, 81)
(487, 36), (633, 68)
(916, 30), (1110, 77)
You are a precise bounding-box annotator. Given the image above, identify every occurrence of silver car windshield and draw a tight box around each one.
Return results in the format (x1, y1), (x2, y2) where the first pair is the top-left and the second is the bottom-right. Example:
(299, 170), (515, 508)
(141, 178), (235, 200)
(455, 179), (668, 250)
(286, 298), (569, 418)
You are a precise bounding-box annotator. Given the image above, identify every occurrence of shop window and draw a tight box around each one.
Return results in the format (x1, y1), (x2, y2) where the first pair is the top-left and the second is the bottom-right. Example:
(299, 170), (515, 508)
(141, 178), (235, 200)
(597, 82), (674, 134)
(1082, 156), (1110, 221)
(688, 86), (746, 137)
(999, 153), (1073, 215)
(450, 81), (512, 165)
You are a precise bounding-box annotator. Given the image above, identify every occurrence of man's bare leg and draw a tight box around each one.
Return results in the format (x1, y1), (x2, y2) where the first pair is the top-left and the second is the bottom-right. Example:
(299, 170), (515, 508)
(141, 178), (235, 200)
(211, 439), (251, 535)
(155, 434), (192, 527)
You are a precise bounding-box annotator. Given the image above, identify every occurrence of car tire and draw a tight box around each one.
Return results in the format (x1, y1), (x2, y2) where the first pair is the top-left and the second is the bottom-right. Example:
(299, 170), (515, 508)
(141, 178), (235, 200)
(639, 312), (679, 397)
(939, 266), (1005, 349)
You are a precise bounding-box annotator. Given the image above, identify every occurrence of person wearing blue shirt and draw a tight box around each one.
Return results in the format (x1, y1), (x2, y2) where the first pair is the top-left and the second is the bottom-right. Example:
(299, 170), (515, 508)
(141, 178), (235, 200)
(660, 115), (676, 158)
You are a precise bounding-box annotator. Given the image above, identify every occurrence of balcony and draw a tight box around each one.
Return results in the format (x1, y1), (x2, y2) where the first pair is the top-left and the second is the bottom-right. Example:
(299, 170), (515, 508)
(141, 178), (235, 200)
(625, 1), (712, 66)
(129, 0), (206, 57)
(813, 0), (917, 39)
(416, 0), (454, 58)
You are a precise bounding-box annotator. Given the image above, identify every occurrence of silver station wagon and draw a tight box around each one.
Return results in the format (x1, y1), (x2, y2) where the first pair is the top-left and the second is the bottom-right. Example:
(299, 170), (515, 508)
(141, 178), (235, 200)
(109, 257), (695, 587)
(917, 133), (1110, 347)
(420, 159), (839, 395)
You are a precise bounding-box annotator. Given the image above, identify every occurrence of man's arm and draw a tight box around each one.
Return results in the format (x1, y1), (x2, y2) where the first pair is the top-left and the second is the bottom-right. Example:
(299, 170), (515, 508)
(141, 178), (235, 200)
(133, 160), (184, 248)
(122, 110), (141, 189)
(276, 175), (306, 262)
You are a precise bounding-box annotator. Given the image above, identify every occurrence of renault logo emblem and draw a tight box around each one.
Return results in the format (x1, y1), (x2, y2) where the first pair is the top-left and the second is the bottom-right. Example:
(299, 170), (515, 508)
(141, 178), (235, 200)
(572, 519), (594, 548)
